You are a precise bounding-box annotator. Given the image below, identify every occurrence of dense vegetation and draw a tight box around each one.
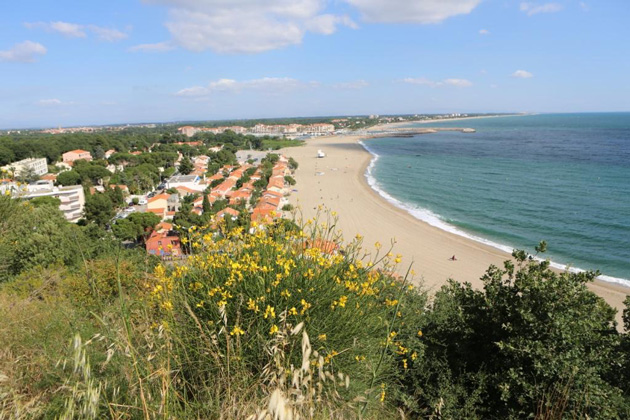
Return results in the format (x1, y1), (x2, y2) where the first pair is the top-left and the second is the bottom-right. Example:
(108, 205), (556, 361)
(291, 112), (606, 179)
(0, 128), (301, 167)
(1, 198), (629, 419)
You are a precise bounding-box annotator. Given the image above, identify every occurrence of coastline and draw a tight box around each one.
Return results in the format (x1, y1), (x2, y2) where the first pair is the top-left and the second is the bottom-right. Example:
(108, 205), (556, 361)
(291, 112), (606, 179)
(368, 113), (529, 131)
(281, 130), (629, 326)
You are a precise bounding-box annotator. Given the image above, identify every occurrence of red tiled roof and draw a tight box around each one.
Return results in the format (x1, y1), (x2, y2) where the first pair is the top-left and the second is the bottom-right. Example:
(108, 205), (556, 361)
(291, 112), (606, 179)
(148, 193), (170, 203)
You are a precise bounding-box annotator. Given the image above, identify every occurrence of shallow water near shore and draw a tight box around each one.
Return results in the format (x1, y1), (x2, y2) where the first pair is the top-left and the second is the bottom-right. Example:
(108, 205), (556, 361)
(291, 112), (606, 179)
(362, 113), (630, 285)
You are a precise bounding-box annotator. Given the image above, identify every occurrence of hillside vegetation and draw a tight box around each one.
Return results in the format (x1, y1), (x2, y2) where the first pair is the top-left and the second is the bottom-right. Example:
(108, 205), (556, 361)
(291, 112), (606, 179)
(1, 203), (629, 419)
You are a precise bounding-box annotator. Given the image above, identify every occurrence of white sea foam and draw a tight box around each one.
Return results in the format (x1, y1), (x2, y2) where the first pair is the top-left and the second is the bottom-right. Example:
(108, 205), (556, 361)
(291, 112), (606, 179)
(358, 140), (630, 289)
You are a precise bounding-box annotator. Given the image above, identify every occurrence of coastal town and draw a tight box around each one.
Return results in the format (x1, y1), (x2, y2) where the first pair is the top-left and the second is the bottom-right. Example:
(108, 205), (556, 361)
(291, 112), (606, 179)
(1, 128), (299, 260)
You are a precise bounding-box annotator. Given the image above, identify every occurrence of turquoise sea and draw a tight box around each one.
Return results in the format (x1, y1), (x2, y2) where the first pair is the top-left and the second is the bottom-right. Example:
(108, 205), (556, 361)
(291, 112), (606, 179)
(361, 113), (630, 286)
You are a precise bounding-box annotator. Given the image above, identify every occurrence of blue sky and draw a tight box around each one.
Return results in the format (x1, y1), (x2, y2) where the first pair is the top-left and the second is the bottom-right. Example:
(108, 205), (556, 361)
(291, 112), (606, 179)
(1, 0), (629, 128)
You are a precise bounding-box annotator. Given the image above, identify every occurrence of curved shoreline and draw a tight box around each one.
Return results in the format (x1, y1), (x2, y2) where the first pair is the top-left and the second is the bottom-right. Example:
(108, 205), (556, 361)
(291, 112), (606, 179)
(358, 138), (630, 288)
(281, 133), (629, 326)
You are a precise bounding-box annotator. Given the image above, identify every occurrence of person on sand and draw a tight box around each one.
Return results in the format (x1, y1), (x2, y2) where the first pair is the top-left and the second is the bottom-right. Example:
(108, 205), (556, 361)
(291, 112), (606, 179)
(450, 255), (457, 261)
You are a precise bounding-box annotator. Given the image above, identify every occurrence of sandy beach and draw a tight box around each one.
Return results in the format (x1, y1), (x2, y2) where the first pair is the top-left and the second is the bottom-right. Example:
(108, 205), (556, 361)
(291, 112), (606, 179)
(281, 132), (629, 325)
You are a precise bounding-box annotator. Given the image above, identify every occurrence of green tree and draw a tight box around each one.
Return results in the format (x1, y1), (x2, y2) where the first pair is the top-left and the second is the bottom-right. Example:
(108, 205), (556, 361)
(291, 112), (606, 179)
(202, 194), (211, 214)
(29, 196), (61, 208)
(402, 247), (625, 419)
(56, 170), (81, 186)
(112, 212), (161, 242)
(107, 186), (125, 208)
(178, 156), (193, 175)
(84, 193), (115, 226)
(0, 201), (83, 279)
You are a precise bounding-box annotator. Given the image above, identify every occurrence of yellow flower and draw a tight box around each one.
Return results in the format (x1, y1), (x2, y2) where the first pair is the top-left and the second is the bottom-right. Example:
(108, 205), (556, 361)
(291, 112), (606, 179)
(247, 298), (259, 312)
(230, 326), (245, 336)
(300, 299), (312, 315)
(269, 324), (279, 335)
(355, 355), (366, 362)
(318, 334), (327, 341)
(402, 359), (408, 370)
(280, 289), (291, 298)
(374, 241), (381, 250)
(384, 298), (398, 307)
(417, 330), (423, 337)
(161, 301), (173, 311)
(411, 352), (418, 361)
(264, 305), (276, 319)
(380, 383), (386, 402)
(288, 307), (298, 316)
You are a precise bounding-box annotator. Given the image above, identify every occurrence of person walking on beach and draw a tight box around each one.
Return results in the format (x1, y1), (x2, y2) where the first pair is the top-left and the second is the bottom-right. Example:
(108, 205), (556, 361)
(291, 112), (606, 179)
(450, 255), (457, 261)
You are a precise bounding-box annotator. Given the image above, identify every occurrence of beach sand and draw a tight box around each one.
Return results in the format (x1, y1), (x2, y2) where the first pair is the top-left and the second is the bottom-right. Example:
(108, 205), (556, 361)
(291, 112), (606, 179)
(281, 133), (629, 326)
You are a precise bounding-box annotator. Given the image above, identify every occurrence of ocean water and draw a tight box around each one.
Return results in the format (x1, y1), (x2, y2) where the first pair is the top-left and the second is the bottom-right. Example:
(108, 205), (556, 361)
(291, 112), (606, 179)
(361, 113), (630, 286)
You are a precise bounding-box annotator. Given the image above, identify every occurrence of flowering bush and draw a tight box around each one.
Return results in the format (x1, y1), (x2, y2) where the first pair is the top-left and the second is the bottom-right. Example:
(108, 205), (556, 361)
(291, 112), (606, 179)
(149, 212), (427, 415)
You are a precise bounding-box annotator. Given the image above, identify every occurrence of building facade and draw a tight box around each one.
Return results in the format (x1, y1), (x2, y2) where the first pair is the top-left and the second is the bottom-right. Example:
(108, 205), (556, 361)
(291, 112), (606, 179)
(1, 158), (48, 177)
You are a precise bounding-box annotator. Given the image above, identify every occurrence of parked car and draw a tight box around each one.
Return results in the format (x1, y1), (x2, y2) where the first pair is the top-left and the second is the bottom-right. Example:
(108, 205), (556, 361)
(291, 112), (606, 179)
(138, 198), (148, 205)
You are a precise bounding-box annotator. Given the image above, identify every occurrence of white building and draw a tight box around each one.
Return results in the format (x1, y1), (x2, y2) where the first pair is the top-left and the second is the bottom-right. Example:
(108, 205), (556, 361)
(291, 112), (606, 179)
(8, 182), (86, 222)
(1, 158), (48, 177)
(166, 174), (205, 192)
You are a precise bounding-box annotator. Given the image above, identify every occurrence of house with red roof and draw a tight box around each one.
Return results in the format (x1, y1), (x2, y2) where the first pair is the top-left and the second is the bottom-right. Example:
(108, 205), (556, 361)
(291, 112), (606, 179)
(146, 228), (182, 259)
(62, 149), (92, 165)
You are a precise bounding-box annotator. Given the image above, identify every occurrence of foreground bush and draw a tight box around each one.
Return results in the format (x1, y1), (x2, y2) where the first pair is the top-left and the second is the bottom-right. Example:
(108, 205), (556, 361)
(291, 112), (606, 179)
(149, 215), (427, 417)
(401, 247), (629, 419)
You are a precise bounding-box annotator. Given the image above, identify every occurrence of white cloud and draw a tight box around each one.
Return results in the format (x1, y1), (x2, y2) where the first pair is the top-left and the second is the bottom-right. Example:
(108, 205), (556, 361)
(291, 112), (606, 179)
(128, 41), (174, 53)
(88, 25), (129, 42)
(176, 77), (305, 97)
(37, 99), (63, 106)
(479, 29), (490, 35)
(403, 77), (472, 87)
(403, 77), (438, 87)
(343, 0), (482, 24)
(579, 2), (589, 11)
(25, 21), (128, 42)
(519, 2), (563, 16)
(144, 0), (356, 54)
(512, 69), (534, 78)
(305, 14), (357, 35)
(25, 21), (86, 38)
(0, 41), (47, 63)
(332, 80), (369, 89)
(444, 78), (473, 87)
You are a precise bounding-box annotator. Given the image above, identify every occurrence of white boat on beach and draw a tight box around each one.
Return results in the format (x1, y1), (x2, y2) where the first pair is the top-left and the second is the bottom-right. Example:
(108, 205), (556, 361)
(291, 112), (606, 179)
(317, 149), (326, 158)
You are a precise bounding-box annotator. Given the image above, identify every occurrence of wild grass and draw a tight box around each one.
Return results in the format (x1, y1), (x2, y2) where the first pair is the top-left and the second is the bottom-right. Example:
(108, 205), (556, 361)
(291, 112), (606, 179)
(0, 211), (424, 419)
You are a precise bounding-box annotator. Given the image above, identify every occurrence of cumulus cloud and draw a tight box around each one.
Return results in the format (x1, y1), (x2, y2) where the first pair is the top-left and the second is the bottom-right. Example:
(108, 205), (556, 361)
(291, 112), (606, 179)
(332, 80), (369, 89)
(479, 29), (490, 35)
(143, 0), (356, 54)
(512, 69), (534, 78)
(403, 77), (472, 87)
(0, 41), (47, 63)
(305, 14), (358, 35)
(128, 41), (175, 53)
(176, 77), (305, 97)
(25, 21), (128, 42)
(141, 0), (485, 53)
(344, 0), (482, 24)
(25, 21), (86, 38)
(519, 2), (563, 16)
